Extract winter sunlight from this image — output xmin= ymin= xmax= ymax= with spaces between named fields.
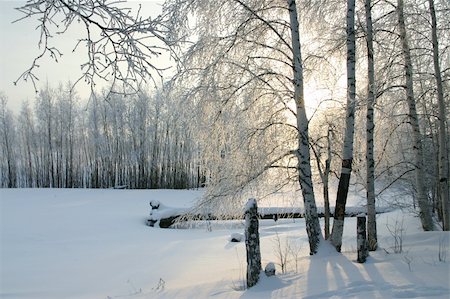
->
xmin=1 ymin=0 xmax=449 ymax=298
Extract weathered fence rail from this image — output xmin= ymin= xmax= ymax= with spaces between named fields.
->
xmin=146 ymin=202 xmax=391 ymax=228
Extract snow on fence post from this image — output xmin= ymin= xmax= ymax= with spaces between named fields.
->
xmin=357 ymin=215 xmax=369 ymax=263
xmin=245 ymin=198 xmax=261 ymax=288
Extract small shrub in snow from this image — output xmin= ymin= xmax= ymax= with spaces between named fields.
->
xmin=386 ymin=217 xmax=405 ymax=254
xmin=273 ymin=232 xmax=289 ymax=274
xmin=230 ymin=233 xmax=244 ymax=243
xmin=288 ymin=239 xmax=302 ymax=273
xmin=152 ymin=278 xmax=165 ymax=292
xmin=126 ymin=279 xmax=142 ymax=295
xmin=272 ymin=232 xmax=302 ymax=273
xmin=264 ymin=262 xmax=276 ymax=277
xmin=231 ymin=248 xmax=246 ymax=291
xmin=403 ymin=253 xmax=413 ymax=272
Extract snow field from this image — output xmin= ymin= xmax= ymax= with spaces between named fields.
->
xmin=1 ymin=188 xmax=449 ymax=298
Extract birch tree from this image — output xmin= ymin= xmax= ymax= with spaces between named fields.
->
xmin=35 ymin=86 xmax=55 ymax=187
xmin=164 ymin=0 xmax=322 ymax=253
xmin=288 ymin=0 xmax=321 ymax=254
xmin=357 ymin=0 xmax=448 ymax=230
xmin=330 ymin=0 xmax=357 ymax=252
xmin=0 ymin=94 xmax=17 ymax=188
xmin=17 ymin=102 xmax=36 ymax=187
xmin=311 ymin=120 xmax=335 ymax=240
xmin=428 ymin=0 xmax=449 ymax=231
xmin=365 ymin=0 xmax=377 ymax=250
xmin=397 ymin=0 xmax=434 ymax=231
xmin=3 ymin=80 xmax=203 ymax=189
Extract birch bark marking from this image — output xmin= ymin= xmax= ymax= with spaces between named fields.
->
xmin=397 ymin=0 xmax=434 ymax=231
xmin=287 ymin=0 xmax=321 ymax=254
xmin=365 ymin=0 xmax=377 ymax=250
xmin=245 ymin=198 xmax=261 ymax=288
xmin=330 ymin=0 xmax=357 ymax=252
xmin=428 ymin=0 xmax=449 ymax=231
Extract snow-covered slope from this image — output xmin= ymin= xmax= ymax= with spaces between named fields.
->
xmin=1 ymin=188 xmax=449 ymax=298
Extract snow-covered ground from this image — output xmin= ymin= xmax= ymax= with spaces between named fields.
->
xmin=1 ymin=188 xmax=449 ymax=298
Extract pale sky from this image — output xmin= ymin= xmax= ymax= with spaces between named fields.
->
xmin=0 ymin=0 xmax=341 ymax=116
xmin=0 ymin=0 xmax=165 ymax=113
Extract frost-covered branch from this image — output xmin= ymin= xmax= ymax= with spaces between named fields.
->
xmin=14 ymin=0 xmax=173 ymax=94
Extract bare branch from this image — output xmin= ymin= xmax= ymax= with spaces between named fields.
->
xmin=14 ymin=0 xmax=172 ymax=94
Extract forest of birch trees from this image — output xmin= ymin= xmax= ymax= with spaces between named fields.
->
xmin=0 ymin=0 xmax=449 ymax=242
xmin=0 ymin=85 xmax=205 ymax=189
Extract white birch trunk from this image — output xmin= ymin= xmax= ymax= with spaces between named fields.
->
xmin=288 ymin=0 xmax=321 ymax=254
xmin=330 ymin=0 xmax=356 ymax=252
xmin=324 ymin=125 xmax=332 ymax=240
xmin=365 ymin=0 xmax=377 ymax=250
xmin=428 ymin=0 xmax=449 ymax=231
xmin=397 ymin=0 xmax=435 ymax=231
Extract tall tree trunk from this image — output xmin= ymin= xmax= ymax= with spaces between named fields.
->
xmin=47 ymin=99 xmax=54 ymax=188
xmin=330 ymin=0 xmax=357 ymax=252
xmin=365 ymin=0 xmax=377 ymax=250
xmin=324 ymin=125 xmax=332 ymax=240
xmin=288 ymin=0 xmax=321 ymax=254
xmin=151 ymin=111 xmax=160 ymax=189
xmin=3 ymin=126 xmax=15 ymax=188
xmin=397 ymin=0 xmax=434 ymax=231
xmin=428 ymin=0 xmax=449 ymax=231
xmin=26 ymin=134 xmax=33 ymax=187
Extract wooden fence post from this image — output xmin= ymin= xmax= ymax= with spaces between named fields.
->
xmin=245 ymin=198 xmax=261 ymax=288
xmin=357 ymin=215 xmax=369 ymax=263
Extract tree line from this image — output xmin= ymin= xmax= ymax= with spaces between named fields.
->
xmin=0 ymin=85 xmax=205 ymax=189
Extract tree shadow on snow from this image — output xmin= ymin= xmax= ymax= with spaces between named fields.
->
xmin=303 ymin=242 xmax=389 ymax=298
xmin=239 ymin=273 xmax=299 ymax=298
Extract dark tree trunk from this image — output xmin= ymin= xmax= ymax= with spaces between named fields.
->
xmin=331 ymin=160 xmax=352 ymax=252
xmin=357 ymin=216 xmax=369 ymax=263
xmin=245 ymin=198 xmax=261 ymax=288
